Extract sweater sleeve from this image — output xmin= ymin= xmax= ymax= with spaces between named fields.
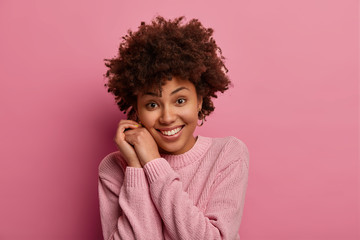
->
xmin=98 ymin=153 xmax=164 ymax=240
xmin=143 ymin=140 xmax=249 ymax=240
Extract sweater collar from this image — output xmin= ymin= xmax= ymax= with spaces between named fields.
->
xmin=160 ymin=135 xmax=212 ymax=169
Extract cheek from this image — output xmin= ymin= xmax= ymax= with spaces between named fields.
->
xmin=180 ymin=107 xmax=199 ymax=123
xmin=139 ymin=111 xmax=157 ymax=127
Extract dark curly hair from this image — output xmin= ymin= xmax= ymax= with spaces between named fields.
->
xmin=104 ymin=15 xmax=231 ymax=122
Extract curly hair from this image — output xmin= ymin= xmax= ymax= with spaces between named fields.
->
xmin=104 ymin=15 xmax=231 ymax=122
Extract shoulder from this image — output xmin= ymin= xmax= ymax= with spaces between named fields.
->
xmin=98 ymin=151 xmax=127 ymax=183
xmin=211 ymin=136 xmax=249 ymax=154
xmin=209 ymin=136 xmax=250 ymax=170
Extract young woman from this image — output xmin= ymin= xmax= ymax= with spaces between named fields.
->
xmin=98 ymin=15 xmax=249 ymax=240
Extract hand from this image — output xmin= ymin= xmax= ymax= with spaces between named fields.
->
xmin=123 ymin=122 xmax=161 ymax=166
xmin=114 ymin=120 xmax=142 ymax=168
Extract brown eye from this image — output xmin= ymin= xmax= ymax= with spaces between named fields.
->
xmin=146 ymin=102 xmax=158 ymax=109
xmin=176 ymin=98 xmax=186 ymax=105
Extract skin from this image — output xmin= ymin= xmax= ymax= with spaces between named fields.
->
xmin=114 ymin=77 xmax=203 ymax=168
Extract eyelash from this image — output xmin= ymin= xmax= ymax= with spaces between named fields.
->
xmin=145 ymin=98 xmax=186 ymax=109
xmin=176 ymin=98 xmax=186 ymax=105
xmin=146 ymin=102 xmax=158 ymax=109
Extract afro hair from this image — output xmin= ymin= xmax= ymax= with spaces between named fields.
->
xmin=104 ymin=15 xmax=231 ymax=122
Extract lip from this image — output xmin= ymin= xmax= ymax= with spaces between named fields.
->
xmin=156 ymin=125 xmax=185 ymax=141
xmin=156 ymin=125 xmax=185 ymax=132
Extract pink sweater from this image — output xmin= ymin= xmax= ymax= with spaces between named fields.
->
xmin=98 ymin=135 xmax=249 ymax=240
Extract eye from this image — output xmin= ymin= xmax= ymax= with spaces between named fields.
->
xmin=176 ymin=98 xmax=186 ymax=105
xmin=146 ymin=102 xmax=158 ymax=109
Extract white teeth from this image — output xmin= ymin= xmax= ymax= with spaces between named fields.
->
xmin=161 ymin=127 xmax=182 ymax=136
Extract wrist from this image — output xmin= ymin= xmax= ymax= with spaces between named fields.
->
xmin=127 ymin=162 xmax=142 ymax=168
xmin=140 ymin=154 xmax=161 ymax=167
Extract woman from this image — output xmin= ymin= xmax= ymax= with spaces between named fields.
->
xmin=98 ymin=15 xmax=249 ymax=240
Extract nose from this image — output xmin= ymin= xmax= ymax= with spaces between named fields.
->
xmin=159 ymin=105 xmax=176 ymax=125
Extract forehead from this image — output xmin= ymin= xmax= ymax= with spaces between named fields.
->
xmin=140 ymin=77 xmax=196 ymax=97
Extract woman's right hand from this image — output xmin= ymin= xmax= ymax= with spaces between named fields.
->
xmin=114 ymin=120 xmax=142 ymax=168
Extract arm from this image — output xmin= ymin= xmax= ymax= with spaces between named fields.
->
xmin=143 ymin=141 xmax=249 ymax=240
xmin=98 ymin=155 xmax=164 ymax=240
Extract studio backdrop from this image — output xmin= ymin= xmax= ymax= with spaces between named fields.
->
xmin=0 ymin=0 xmax=358 ymax=239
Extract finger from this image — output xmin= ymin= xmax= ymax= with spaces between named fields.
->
xmin=123 ymin=128 xmax=139 ymax=142
xmin=114 ymin=125 xmax=138 ymax=144
xmin=117 ymin=122 xmax=141 ymax=134
xmin=118 ymin=119 xmax=142 ymax=127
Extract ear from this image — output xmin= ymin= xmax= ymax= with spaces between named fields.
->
xmin=197 ymin=95 xmax=203 ymax=111
xmin=133 ymin=103 xmax=138 ymax=113
xmin=131 ymin=103 xmax=139 ymax=121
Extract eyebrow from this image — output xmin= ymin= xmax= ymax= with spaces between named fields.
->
xmin=144 ymin=87 xmax=189 ymax=97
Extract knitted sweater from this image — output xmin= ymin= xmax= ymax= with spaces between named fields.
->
xmin=98 ymin=135 xmax=249 ymax=240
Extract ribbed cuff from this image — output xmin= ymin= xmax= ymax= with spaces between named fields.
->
xmin=124 ymin=167 xmax=148 ymax=188
xmin=143 ymin=158 xmax=173 ymax=184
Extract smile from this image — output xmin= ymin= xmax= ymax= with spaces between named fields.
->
xmin=157 ymin=125 xmax=185 ymax=136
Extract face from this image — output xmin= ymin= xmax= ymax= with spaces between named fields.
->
xmin=136 ymin=77 xmax=203 ymax=155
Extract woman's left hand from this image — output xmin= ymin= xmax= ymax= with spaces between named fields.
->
xmin=124 ymin=126 xmax=161 ymax=166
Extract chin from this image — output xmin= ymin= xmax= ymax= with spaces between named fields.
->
xmin=157 ymin=141 xmax=184 ymax=155
xmin=158 ymin=144 xmax=179 ymax=154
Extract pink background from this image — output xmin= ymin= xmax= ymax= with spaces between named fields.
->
xmin=0 ymin=0 xmax=358 ymax=239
